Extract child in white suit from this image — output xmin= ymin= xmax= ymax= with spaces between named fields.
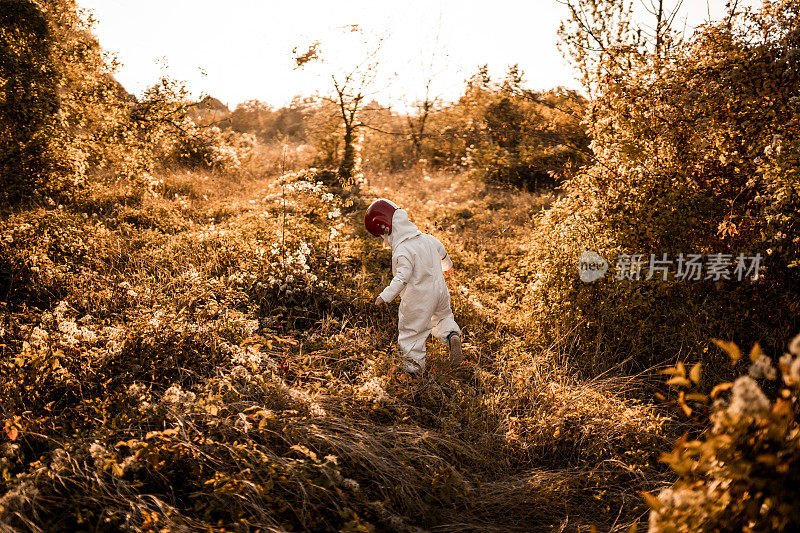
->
xmin=365 ymin=199 xmax=462 ymax=375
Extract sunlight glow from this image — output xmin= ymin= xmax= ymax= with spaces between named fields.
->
xmin=78 ymin=0 xmax=759 ymax=108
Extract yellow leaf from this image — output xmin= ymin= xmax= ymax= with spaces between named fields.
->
xmin=205 ymin=404 xmax=219 ymax=416
xmin=711 ymin=382 xmax=733 ymax=398
xmin=666 ymin=376 xmax=691 ymax=387
xmin=756 ymin=454 xmax=778 ymax=466
xmin=676 ymin=361 xmax=686 ymax=378
xmin=773 ymin=398 xmax=793 ymax=418
xmin=678 ymin=391 xmax=693 ymax=417
xmin=640 ymin=491 xmax=663 ymax=511
xmin=712 ymin=339 xmax=741 ymax=363
xmin=289 ymin=444 xmax=318 ymax=461
xmin=749 ymin=342 xmax=764 ymax=362
xmin=690 ymin=363 xmax=702 ymax=385
xmin=685 ymin=393 xmax=709 ymax=402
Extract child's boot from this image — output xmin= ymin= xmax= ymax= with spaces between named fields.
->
xmin=447 ymin=331 xmax=463 ymax=366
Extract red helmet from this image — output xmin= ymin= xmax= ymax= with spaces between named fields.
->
xmin=365 ymin=199 xmax=398 ymax=236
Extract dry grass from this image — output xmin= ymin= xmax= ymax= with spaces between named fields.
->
xmin=0 ymin=166 xmax=675 ymax=532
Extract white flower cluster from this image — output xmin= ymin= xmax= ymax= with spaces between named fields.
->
xmin=749 ymin=353 xmax=778 ymax=380
xmin=226 ymin=271 xmax=257 ymax=287
xmin=161 ymin=384 xmax=196 ymax=406
xmin=242 ymin=319 xmax=259 ymax=337
xmin=649 ymin=486 xmax=705 ymax=530
xmin=103 ymin=326 xmax=126 ymax=356
xmin=127 ymin=382 xmax=148 ymax=401
xmin=192 ymin=126 xmax=256 ymax=172
xmin=24 ymin=302 xmax=130 ymax=363
xmin=58 ymin=319 xmax=96 ymax=346
xmin=181 ymin=268 xmax=202 ymax=284
xmin=727 ymin=376 xmax=770 ymax=418
xmin=173 ymin=194 xmax=190 ymax=211
xmin=285 ymin=180 xmax=329 ymax=198
xmin=780 ymin=353 xmax=800 ymax=387
xmin=145 ymin=174 xmax=164 ymax=189
xmin=469 ymin=294 xmax=484 ymax=310
xmin=0 ymin=480 xmax=39 ymax=514
xmin=268 ymin=169 xmax=337 ymax=204
xmin=222 ymin=342 xmax=279 ymax=374
xmin=779 ymin=334 xmax=800 ymax=386
xmin=280 ymin=380 xmax=327 ymax=417
xmin=260 ymin=240 xmax=329 ymax=296
xmin=0 ymin=443 xmax=19 ymax=462
xmin=357 ymin=377 xmax=389 ymax=402
xmin=29 ymin=326 xmax=49 ymax=349
xmin=87 ymin=442 xmax=138 ymax=475
xmin=88 ymin=442 xmax=110 ymax=469
xmin=230 ymin=365 xmax=252 ymax=384
xmin=148 ymin=311 xmax=162 ymax=328
xmin=49 ymin=448 xmax=70 ymax=473
xmin=118 ymin=281 xmax=139 ymax=298
xmin=714 ymin=340 xmax=800 ymax=421
xmin=42 ymin=301 xmax=98 ymax=348
xmin=125 ymin=383 xmax=152 ymax=412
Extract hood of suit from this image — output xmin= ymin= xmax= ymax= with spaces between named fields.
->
xmin=386 ymin=209 xmax=421 ymax=248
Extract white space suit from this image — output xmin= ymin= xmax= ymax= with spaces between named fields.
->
xmin=378 ymin=209 xmax=460 ymax=373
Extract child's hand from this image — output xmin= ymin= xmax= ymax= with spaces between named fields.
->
xmin=443 ymin=267 xmax=454 ymax=278
xmin=374 ymin=296 xmax=386 ymax=307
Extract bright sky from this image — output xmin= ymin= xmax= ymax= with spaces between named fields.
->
xmin=77 ymin=0 xmax=760 ymax=110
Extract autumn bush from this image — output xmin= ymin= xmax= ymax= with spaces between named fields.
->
xmin=520 ymin=0 xmax=800 ymax=376
xmin=423 ymin=66 xmax=590 ymax=190
xmin=0 ymin=0 xmax=262 ymax=210
xmin=0 ymin=0 xmax=116 ymax=203
xmin=355 ymin=66 xmax=591 ymax=191
xmin=649 ymin=334 xmax=800 ymax=532
xmin=0 ymin=167 xmax=372 ymax=531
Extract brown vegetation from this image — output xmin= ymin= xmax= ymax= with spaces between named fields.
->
xmin=2 ymin=0 xmax=800 ymax=531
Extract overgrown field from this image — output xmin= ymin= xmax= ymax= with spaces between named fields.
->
xmin=4 ymin=0 xmax=800 ymax=530
xmin=1 ymin=169 xmax=677 ymax=532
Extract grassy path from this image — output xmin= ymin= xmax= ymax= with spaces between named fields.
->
xmin=0 ymin=169 xmax=673 ymax=532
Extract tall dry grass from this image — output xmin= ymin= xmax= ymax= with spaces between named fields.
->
xmin=0 ymin=166 xmax=675 ymax=532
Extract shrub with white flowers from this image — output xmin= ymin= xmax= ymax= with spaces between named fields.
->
xmin=649 ymin=334 xmax=800 ymax=532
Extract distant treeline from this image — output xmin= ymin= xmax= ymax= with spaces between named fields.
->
xmin=189 ymin=68 xmax=591 ymax=191
xmin=1 ymin=0 xmax=590 ymax=203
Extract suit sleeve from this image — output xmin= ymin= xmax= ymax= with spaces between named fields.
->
xmin=433 ymin=237 xmax=454 ymax=271
xmin=379 ymin=253 xmax=413 ymax=303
